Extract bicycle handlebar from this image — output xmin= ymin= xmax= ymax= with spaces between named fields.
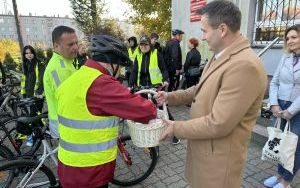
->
xmin=18 ymin=96 xmax=44 ymax=107
xmin=135 ymin=89 xmax=168 ymax=119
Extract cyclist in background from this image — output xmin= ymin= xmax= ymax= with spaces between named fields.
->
xmin=21 ymin=45 xmax=45 ymax=146
xmin=129 ymin=35 xmax=169 ymax=88
xmin=56 ymin=35 xmax=157 ymax=188
xmin=125 ymin=36 xmax=139 ymax=82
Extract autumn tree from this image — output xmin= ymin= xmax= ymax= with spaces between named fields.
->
xmin=0 ymin=39 xmax=20 ymax=62
xmin=46 ymin=48 xmax=53 ymax=64
xmin=94 ymin=19 xmax=126 ymax=41
xmin=70 ymin=0 xmax=106 ymax=36
xmin=35 ymin=48 xmax=46 ymax=62
xmin=3 ymin=52 xmax=17 ymax=71
xmin=124 ymin=0 xmax=171 ymax=40
xmin=70 ymin=0 xmax=128 ymax=40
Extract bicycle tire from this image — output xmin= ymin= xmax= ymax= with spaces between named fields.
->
xmin=0 ymin=145 xmax=14 ymax=188
xmin=112 ymin=135 xmax=158 ymax=186
xmin=0 ymin=117 xmax=43 ymax=157
xmin=0 ymin=159 xmax=57 ymax=188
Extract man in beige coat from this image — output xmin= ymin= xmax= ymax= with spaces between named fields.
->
xmin=156 ymin=1 xmax=267 ymax=188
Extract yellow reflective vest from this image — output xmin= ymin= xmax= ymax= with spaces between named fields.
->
xmin=128 ymin=47 xmax=139 ymax=62
xmin=21 ymin=63 xmax=42 ymax=95
xmin=43 ymin=52 xmax=77 ymax=137
xmin=56 ymin=65 xmax=119 ymax=167
xmin=136 ymin=49 xmax=163 ymax=86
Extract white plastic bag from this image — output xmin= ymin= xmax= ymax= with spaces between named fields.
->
xmin=262 ymin=118 xmax=298 ymax=174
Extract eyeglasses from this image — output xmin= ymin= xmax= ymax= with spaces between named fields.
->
xmin=140 ymin=43 xmax=149 ymax=46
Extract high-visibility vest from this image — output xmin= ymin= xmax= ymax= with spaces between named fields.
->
xmin=43 ymin=52 xmax=77 ymax=135
xmin=128 ymin=48 xmax=139 ymax=61
xmin=21 ymin=62 xmax=42 ymax=95
xmin=56 ymin=65 xmax=119 ymax=167
xmin=137 ymin=49 xmax=163 ymax=86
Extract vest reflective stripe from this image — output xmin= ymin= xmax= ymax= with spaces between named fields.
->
xmin=60 ymin=138 xmax=117 ymax=153
xmin=60 ymin=60 xmax=65 ymax=68
xmin=51 ymin=70 xmax=61 ymax=87
xmin=58 ymin=115 xmax=119 ymax=130
xmin=137 ymin=49 xmax=163 ymax=86
xmin=49 ymin=119 xmax=58 ymax=127
xmin=57 ymin=66 xmax=119 ymax=167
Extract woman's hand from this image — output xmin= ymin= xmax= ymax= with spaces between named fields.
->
xmin=271 ymin=105 xmax=282 ymax=117
xmin=280 ymin=110 xmax=293 ymax=120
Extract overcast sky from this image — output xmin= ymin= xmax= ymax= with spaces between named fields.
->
xmin=0 ymin=0 xmax=131 ymax=20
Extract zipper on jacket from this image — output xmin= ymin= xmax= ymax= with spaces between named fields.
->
xmin=210 ymin=140 xmax=214 ymax=153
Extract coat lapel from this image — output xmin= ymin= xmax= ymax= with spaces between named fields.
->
xmin=194 ymin=35 xmax=251 ymax=95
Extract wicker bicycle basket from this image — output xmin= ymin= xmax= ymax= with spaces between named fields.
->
xmin=126 ymin=89 xmax=168 ymax=147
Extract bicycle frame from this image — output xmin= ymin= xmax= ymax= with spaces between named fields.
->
xmin=16 ymin=140 xmax=58 ymax=188
xmin=13 ymin=119 xmax=134 ymax=187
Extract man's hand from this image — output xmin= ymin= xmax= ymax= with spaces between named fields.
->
xmin=162 ymin=81 xmax=169 ymax=87
xmin=159 ymin=119 xmax=175 ymax=141
xmin=175 ymin=70 xmax=181 ymax=75
xmin=154 ymin=91 xmax=168 ymax=106
xmin=280 ymin=110 xmax=293 ymax=120
xmin=271 ymin=105 xmax=282 ymax=117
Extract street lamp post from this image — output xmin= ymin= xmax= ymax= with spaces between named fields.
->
xmin=12 ymin=0 xmax=24 ymax=55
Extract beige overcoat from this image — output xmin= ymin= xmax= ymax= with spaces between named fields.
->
xmin=168 ymin=35 xmax=267 ymax=188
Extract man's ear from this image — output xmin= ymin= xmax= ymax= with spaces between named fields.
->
xmin=53 ymin=42 xmax=59 ymax=51
xmin=219 ymin=23 xmax=228 ymax=38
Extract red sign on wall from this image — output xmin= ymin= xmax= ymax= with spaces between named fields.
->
xmin=190 ymin=0 xmax=207 ymax=22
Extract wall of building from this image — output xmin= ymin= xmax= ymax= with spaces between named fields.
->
xmin=171 ymin=0 xmax=283 ymax=75
xmin=0 ymin=14 xmax=84 ymax=48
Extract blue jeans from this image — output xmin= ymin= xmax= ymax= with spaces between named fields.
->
xmin=275 ymin=99 xmax=300 ymax=182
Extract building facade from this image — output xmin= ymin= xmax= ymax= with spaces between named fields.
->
xmin=172 ymin=0 xmax=300 ymax=76
xmin=0 ymin=14 xmax=84 ymax=48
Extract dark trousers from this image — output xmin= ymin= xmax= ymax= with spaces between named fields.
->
xmin=186 ymin=75 xmax=199 ymax=88
xmin=168 ymin=71 xmax=180 ymax=92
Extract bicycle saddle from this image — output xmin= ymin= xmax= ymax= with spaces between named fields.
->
xmin=17 ymin=114 xmax=48 ymax=125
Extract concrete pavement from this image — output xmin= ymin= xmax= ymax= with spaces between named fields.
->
xmin=110 ymin=105 xmax=300 ymax=188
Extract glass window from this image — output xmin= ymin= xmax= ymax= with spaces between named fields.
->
xmin=253 ymin=0 xmax=300 ymax=44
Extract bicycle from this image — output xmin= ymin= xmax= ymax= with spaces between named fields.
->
xmin=0 ymin=113 xmax=58 ymax=188
xmin=0 ymin=97 xmax=48 ymax=157
xmin=0 ymin=113 xmax=159 ymax=187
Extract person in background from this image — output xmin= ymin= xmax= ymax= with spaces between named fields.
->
xmin=184 ymin=38 xmax=201 ymax=88
xmin=56 ymin=35 xmax=157 ymax=188
xmin=156 ymin=1 xmax=267 ymax=187
xmin=150 ymin=32 xmax=163 ymax=53
xmin=21 ymin=45 xmax=45 ymax=146
xmin=77 ymin=43 xmax=88 ymax=69
xmin=164 ymin=29 xmax=184 ymax=92
xmin=43 ymin=25 xmax=78 ymax=138
xmin=164 ymin=30 xmax=184 ymax=144
xmin=21 ymin=45 xmax=45 ymax=99
xmin=126 ymin=36 xmax=139 ymax=82
xmin=264 ymin=24 xmax=300 ymax=188
xmin=129 ymin=35 xmax=169 ymax=89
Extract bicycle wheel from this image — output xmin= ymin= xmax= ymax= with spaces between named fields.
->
xmin=112 ymin=135 xmax=158 ymax=186
xmin=0 ymin=145 xmax=14 ymax=187
xmin=0 ymin=117 xmax=43 ymax=157
xmin=0 ymin=118 xmax=25 ymax=155
xmin=0 ymin=159 xmax=57 ymax=188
